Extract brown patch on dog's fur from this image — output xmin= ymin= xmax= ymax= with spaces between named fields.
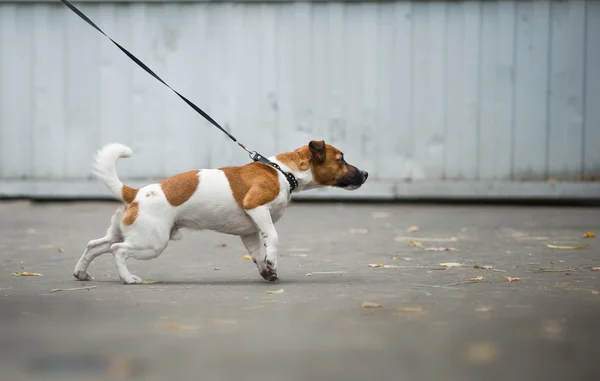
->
xmin=221 ymin=163 xmax=280 ymax=210
xmin=275 ymin=149 xmax=311 ymax=172
xmin=145 ymin=191 xmax=157 ymax=198
xmin=122 ymin=202 xmax=139 ymax=226
xmin=122 ymin=186 xmax=138 ymax=204
xmin=159 ymin=170 xmax=200 ymax=207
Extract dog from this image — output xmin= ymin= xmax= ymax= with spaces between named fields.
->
xmin=73 ymin=140 xmax=368 ymax=284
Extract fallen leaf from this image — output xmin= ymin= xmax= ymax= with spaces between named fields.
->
xmin=350 ymin=228 xmax=368 ymax=235
xmin=547 ymin=178 xmax=558 ymax=184
xmin=465 ymin=342 xmax=499 ymax=365
xmin=425 ymin=247 xmax=457 ymax=252
xmin=214 ymin=267 xmax=221 ymax=271
xmin=213 ymin=319 xmax=238 ymax=325
xmin=306 ymin=271 xmax=347 ymax=275
xmin=406 ymin=225 xmax=419 ymax=233
xmin=361 ymin=301 xmax=382 ymax=309
xmin=396 ymin=306 xmax=425 ymax=314
xmin=473 ymin=265 xmax=492 ymax=270
xmin=546 ymin=244 xmax=589 ymax=250
xmin=50 ymin=286 xmax=95 ymax=293
xmin=216 ymin=243 xmax=227 ymax=248
xmin=592 ymin=290 xmax=600 ymax=295
xmin=504 ymin=276 xmax=520 ymax=282
xmin=142 ymin=280 xmax=159 ymax=284
xmin=368 ymin=264 xmax=402 ymax=269
xmin=166 ymin=322 xmax=180 ymax=331
xmin=371 ymin=212 xmax=391 ymax=219
xmin=265 ymin=288 xmax=284 ymax=294
xmin=289 ymin=253 xmax=308 ymax=258
xmin=12 ymin=272 xmax=42 ymax=276
xmin=591 ymin=267 xmax=600 ymax=271
xmin=475 ymin=306 xmax=492 ymax=313
xmin=396 ymin=236 xmax=458 ymax=243
xmin=469 ymin=276 xmax=484 ymax=281
xmin=582 ymin=232 xmax=596 ymax=238
xmin=57 ymin=248 xmax=65 ymax=253
xmin=440 ymin=262 xmax=463 ymax=268
xmin=391 ymin=257 xmax=411 ymax=261
xmin=241 ymin=255 xmax=252 ymax=261
xmin=407 ymin=240 xmax=425 ymax=248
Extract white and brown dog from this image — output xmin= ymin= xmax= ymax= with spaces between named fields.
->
xmin=73 ymin=140 xmax=368 ymax=284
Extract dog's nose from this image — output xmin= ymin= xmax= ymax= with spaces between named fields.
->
xmin=361 ymin=170 xmax=369 ymax=181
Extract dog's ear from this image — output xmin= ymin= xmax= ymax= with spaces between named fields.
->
xmin=308 ymin=140 xmax=326 ymax=164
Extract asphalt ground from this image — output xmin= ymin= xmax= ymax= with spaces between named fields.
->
xmin=0 ymin=200 xmax=599 ymax=381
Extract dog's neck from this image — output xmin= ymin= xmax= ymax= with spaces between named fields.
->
xmin=271 ymin=147 xmax=321 ymax=193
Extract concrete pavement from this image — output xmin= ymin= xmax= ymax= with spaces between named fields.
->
xmin=0 ymin=200 xmax=599 ymax=381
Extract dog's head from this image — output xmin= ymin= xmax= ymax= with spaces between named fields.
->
xmin=305 ymin=140 xmax=368 ymax=190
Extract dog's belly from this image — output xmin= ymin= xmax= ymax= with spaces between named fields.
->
xmin=172 ymin=169 xmax=260 ymax=236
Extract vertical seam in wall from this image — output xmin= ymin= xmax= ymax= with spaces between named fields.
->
xmin=475 ymin=2 xmax=482 ymax=181
xmin=442 ymin=3 xmax=449 ymax=181
xmin=581 ymin=0 xmax=588 ymax=180
xmin=544 ymin=1 xmax=553 ymax=180
xmin=408 ymin=0 xmax=414 ymax=181
xmin=510 ymin=1 xmax=517 ymax=181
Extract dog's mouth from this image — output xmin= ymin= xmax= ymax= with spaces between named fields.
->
xmin=336 ymin=169 xmax=368 ymax=191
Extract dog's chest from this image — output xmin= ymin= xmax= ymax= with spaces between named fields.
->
xmin=267 ymin=188 xmax=291 ymax=223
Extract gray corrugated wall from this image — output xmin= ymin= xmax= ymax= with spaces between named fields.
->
xmin=0 ymin=0 xmax=599 ymax=199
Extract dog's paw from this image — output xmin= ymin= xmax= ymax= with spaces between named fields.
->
xmin=73 ymin=269 xmax=92 ymax=281
xmin=121 ymin=274 xmax=143 ymax=285
xmin=259 ymin=260 xmax=279 ymax=282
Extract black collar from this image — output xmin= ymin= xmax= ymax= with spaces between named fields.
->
xmin=250 ymin=152 xmax=299 ymax=193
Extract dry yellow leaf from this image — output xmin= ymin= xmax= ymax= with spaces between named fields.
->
xmin=504 ymin=276 xmax=520 ymax=282
xmin=241 ymin=255 xmax=252 ymax=261
xmin=397 ymin=306 xmax=425 ymax=314
xmin=425 ymin=247 xmax=456 ymax=252
xmin=582 ymin=232 xmax=596 ymax=238
xmin=592 ymin=290 xmax=600 ymax=295
xmin=57 ymin=248 xmax=65 ymax=253
xmin=12 ymin=272 xmax=42 ymax=276
xmin=592 ymin=267 xmax=600 ymax=271
xmin=470 ymin=276 xmax=484 ymax=281
xmin=371 ymin=212 xmax=391 ymax=219
xmin=407 ymin=225 xmax=419 ymax=233
xmin=407 ymin=240 xmax=425 ymax=248
xmin=216 ymin=243 xmax=227 ymax=248
xmin=166 ymin=322 xmax=180 ymax=330
xmin=440 ymin=262 xmax=463 ymax=268
xmin=465 ymin=342 xmax=498 ymax=365
xmin=368 ymin=264 xmax=403 ymax=269
xmin=473 ymin=265 xmax=492 ymax=270
xmin=142 ymin=280 xmax=159 ymax=284
xmin=391 ymin=257 xmax=411 ymax=261
xmin=361 ymin=301 xmax=382 ymax=308
xmin=265 ymin=289 xmax=284 ymax=294
xmin=546 ymin=244 xmax=589 ymax=250
xmin=547 ymin=178 xmax=558 ymax=184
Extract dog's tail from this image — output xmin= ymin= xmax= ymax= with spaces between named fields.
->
xmin=93 ymin=143 xmax=136 ymax=203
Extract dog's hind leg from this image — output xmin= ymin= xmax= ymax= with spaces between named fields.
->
xmin=73 ymin=208 xmax=123 ymax=281
xmin=110 ymin=226 xmax=170 ymax=284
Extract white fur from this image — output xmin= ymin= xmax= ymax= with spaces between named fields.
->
xmin=92 ymin=143 xmax=133 ymax=201
xmin=73 ymin=143 xmax=359 ymax=284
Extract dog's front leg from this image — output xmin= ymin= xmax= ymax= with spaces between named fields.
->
xmin=245 ymin=206 xmax=279 ymax=282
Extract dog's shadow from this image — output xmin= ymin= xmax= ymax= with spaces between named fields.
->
xmin=89 ymin=274 xmax=375 ymax=286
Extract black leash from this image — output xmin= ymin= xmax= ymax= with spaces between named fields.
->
xmin=60 ymin=0 xmax=298 ymax=193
